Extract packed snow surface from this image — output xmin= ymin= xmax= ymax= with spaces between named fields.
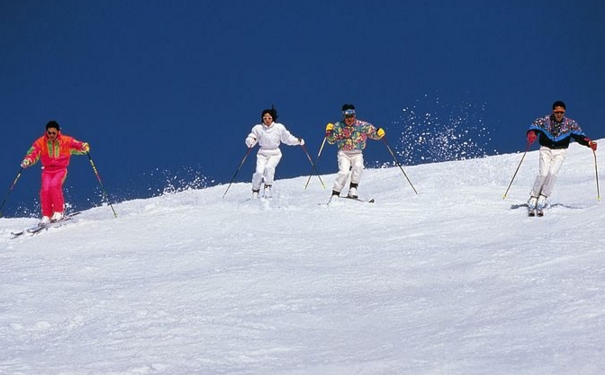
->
xmin=1 ymin=142 xmax=604 ymax=375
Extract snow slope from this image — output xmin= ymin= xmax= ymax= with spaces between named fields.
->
xmin=1 ymin=141 xmax=604 ymax=375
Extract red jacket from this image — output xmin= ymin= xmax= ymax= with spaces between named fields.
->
xmin=23 ymin=131 xmax=88 ymax=171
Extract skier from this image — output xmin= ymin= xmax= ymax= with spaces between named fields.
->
xmin=526 ymin=100 xmax=597 ymax=214
xmin=245 ymin=107 xmax=304 ymax=198
xmin=325 ymin=104 xmax=385 ymax=202
xmin=20 ymin=120 xmax=90 ymax=224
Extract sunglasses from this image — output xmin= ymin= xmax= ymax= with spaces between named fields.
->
xmin=553 ymin=111 xmax=565 ymax=114
xmin=47 ymin=131 xmax=57 ymax=135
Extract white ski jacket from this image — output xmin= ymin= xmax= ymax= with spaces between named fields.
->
xmin=246 ymin=122 xmax=300 ymax=150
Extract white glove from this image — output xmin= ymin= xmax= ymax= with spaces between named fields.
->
xmin=245 ymin=137 xmax=257 ymax=148
xmin=20 ymin=159 xmax=31 ymax=168
xmin=299 ymin=138 xmax=305 ymax=146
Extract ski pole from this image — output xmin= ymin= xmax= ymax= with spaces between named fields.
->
xmin=222 ymin=147 xmax=253 ymax=198
xmin=87 ymin=152 xmax=117 ymax=218
xmin=300 ymin=143 xmax=326 ymax=189
xmin=382 ymin=138 xmax=418 ymax=194
xmin=0 ymin=167 xmax=23 ymax=217
xmin=502 ymin=141 xmax=531 ymax=199
xmin=593 ymin=149 xmax=600 ymax=200
xmin=304 ymin=136 xmax=327 ymax=189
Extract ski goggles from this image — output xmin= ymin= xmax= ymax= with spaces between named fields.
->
xmin=343 ymin=109 xmax=356 ymax=117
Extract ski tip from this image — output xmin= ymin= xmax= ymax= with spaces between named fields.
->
xmin=11 ymin=230 xmax=25 ymax=237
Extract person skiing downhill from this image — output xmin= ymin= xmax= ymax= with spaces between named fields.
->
xmin=245 ymin=107 xmax=304 ymax=198
xmin=20 ymin=120 xmax=90 ymax=225
xmin=526 ymin=100 xmax=597 ymax=215
xmin=325 ymin=104 xmax=385 ymax=202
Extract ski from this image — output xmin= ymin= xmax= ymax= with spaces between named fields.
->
xmin=323 ymin=196 xmax=375 ymax=205
xmin=343 ymin=196 xmax=375 ymax=203
xmin=30 ymin=214 xmax=79 ymax=234
xmin=27 ymin=225 xmax=47 ymax=234
xmin=11 ymin=212 xmax=81 ymax=238
xmin=10 ymin=229 xmax=27 ymax=238
xmin=526 ymin=206 xmax=544 ymax=217
xmin=11 ymin=223 xmax=44 ymax=237
xmin=510 ymin=203 xmax=546 ymax=217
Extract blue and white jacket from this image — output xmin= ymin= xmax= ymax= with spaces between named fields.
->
xmin=527 ymin=114 xmax=590 ymax=149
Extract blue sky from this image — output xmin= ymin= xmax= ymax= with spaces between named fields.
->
xmin=1 ymin=0 xmax=604 ymax=216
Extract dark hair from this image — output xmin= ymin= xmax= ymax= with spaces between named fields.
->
xmin=341 ymin=103 xmax=355 ymax=112
xmin=552 ymin=101 xmax=566 ymax=110
xmin=46 ymin=120 xmax=60 ymax=131
xmin=261 ymin=106 xmax=278 ymax=122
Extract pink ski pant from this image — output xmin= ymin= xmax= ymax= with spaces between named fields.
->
xmin=40 ymin=168 xmax=67 ymax=217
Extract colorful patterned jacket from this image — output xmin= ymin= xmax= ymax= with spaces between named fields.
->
xmin=326 ymin=119 xmax=381 ymax=151
xmin=23 ymin=131 xmax=88 ymax=171
xmin=528 ymin=114 xmax=590 ymax=149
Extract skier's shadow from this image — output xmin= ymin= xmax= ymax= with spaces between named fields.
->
xmin=509 ymin=203 xmax=584 ymax=210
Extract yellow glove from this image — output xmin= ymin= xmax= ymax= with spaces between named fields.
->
xmin=325 ymin=123 xmax=334 ymax=132
xmin=82 ymin=142 xmax=90 ymax=152
xmin=20 ymin=159 xmax=31 ymax=168
xmin=377 ymin=128 xmax=385 ymax=138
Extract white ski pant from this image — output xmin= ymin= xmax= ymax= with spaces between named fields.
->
xmin=252 ymin=148 xmax=282 ymax=190
xmin=332 ymin=150 xmax=364 ymax=193
xmin=530 ymin=146 xmax=567 ymax=198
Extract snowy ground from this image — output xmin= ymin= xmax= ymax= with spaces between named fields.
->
xmin=1 ymin=141 xmax=604 ymax=375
